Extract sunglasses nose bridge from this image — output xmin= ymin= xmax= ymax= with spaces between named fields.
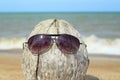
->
xmin=51 ymin=36 xmax=59 ymax=50
xmin=51 ymin=36 xmax=58 ymax=42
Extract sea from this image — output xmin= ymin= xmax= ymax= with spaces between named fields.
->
xmin=0 ymin=12 xmax=120 ymax=55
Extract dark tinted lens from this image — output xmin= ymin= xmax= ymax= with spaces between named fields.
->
xmin=28 ymin=34 xmax=52 ymax=54
xmin=56 ymin=34 xmax=80 ymax=54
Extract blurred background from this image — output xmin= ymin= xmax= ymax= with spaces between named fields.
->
xmin=0 ymin=0 xmax=120 ymax=55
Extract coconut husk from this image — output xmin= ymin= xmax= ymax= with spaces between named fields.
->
xmin=22 ymin=19 xmax=89 ymax=80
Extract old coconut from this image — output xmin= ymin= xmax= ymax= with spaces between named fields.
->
xmin=22 ymin=19 xmax=89 ymax=80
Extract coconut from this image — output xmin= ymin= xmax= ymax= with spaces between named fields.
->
xmin=22 ymin=19 xmax=89 ymax=80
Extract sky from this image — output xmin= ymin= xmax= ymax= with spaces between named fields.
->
xmin=0 ymin=0 xmax=120 ymax=12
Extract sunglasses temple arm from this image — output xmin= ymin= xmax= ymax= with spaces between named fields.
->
xmin=23 ymin=42 xmax=27 ymax=50
xmin=23 ymin=43 xmax=25 ymax=50
xmin=80 ymin=43 xmax=87 ymax=47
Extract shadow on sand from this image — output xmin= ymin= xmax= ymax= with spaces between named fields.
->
xmin=86 ymin=75 xmax=99 ymax=80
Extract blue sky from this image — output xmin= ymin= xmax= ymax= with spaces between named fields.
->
xmin=0 ymin=0 xmax=120 ymax=12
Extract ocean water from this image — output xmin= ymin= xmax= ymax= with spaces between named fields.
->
xmin=0 ymin=12 xmax=120 ymax=55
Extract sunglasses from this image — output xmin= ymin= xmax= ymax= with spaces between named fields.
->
xmin=23 ymin=34 xmax=87 ymax=55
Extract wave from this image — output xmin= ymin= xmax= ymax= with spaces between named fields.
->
xmin=0 ymin=35 xmax=120 ymax=55
xmin=82 ymin=35 xmax=120 ymax=55
xmin=0 ymin=38 xmax=26 ymax=49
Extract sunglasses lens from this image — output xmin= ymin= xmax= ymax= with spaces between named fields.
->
xmin=28 ymin=34 xmax=52 ymax=54
xmin=56 ymin=34 xmax=80 ymax=54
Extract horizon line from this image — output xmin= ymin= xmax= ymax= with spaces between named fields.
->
xmin=0 ymin=11 xmax=120 ymax=14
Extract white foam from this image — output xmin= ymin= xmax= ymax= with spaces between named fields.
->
xmin=83 ymin=35 xmax=120 ymax=55
xmin=0 ymin=38 xmax=26 ymax=49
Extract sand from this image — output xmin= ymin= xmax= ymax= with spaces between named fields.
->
xmin=0 ymin=51 xmax=120 ymax=80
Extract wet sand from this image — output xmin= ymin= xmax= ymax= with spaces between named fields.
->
xmin=0 ymin=50 xmax=120 ymax=80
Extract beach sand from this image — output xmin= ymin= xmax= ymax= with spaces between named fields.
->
xmin=0 ymin=50 xmax=120 ymax=80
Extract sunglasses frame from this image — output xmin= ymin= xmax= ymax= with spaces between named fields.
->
xmin=23 ymin=34 xmax=87 ymax=54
